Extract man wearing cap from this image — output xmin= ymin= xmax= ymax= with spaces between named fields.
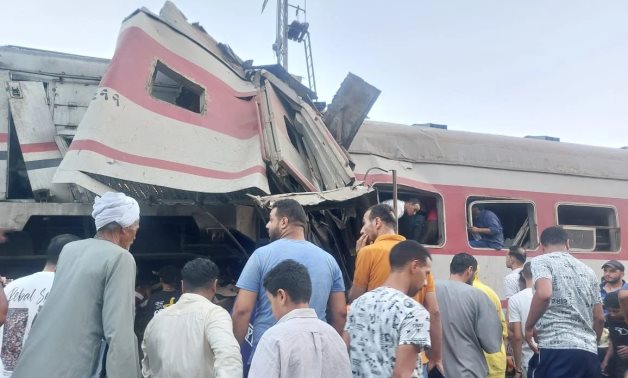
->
xmin=601 ymin=260 xmax=625 ymax=313
xmin=13 ymin=192 xmax=142 ymax=378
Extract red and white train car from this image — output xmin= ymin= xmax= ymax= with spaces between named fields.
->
xmin=350 ymin=121 xmax=628 ymax=296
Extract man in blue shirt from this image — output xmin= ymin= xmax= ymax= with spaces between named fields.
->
xmin=232 ymin=199 xmax=347 ymax=372
xmin=468 ymin=205 xmax=504 ymax=249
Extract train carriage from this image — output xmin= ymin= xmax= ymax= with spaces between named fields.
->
xmin=350 ymin=121 xmax=628 ymax=296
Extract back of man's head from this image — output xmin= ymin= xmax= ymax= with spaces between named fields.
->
xmin=158 ymin=265 xmax=180 ymax=286
xmin=450 ymin=253 xmax=478 ymax=274
xmin=46 ymin=234 xmax=81 ymax=265
xmin=368 ymin=203 xmax=397 ymax=229
xmin=181 ymin=258 xmax=219 ymax=292
xmin=540 ymin=226 xmax=568 ymax=247
xmin=508 ymin=246 xmax=527 ymax=264
xmin=272 ymin=199 xmax=307 ymax=229
xmin=389 ymin=240 xmax=431 ymax=270
xmin=263 ymin=259 xmax=312 ymax=304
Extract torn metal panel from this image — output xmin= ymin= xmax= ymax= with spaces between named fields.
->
xmin=7 ymin=81 xmax=72 ymax=201
xmin=324 ymin=73 xmax=380 ymax=149
xmin=0 ymin=71 xmax=9 ymax=199
xmin=296 ymin=104 xmax=355 ymax=189
xmin=259 ymin=70 xmax=354 ymax=188
xmin=259 ymin=81 xmax=320 ymax=191
xmin=257 ymin=71 xmax=354 ymax=192
xmin=250 ymin=185 xmax=373 ymax=208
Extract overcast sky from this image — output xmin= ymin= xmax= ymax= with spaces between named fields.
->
xmin=2 ymin=1 xmax=628 ymax=147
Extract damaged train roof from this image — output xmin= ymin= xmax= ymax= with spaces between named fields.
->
xmin=0 ymin=1 xmax=381 ymax=207
xmin=52 ymin=2 xmax=359 ymax=202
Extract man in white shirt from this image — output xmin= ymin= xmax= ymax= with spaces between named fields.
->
xmin=508 ymin=262 xmax=534 ymax=378
xmin=142 ymin=258 xmax=242 ymax=378
xmin=249 ymin=260 xmax=351 ymax=378
xmin=504 ymin=246 xmax=526 ymax=299
xmin=0 ymin=234 xmax=80 ymax=376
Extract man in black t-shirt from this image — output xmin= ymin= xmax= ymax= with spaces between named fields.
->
xmin=147 ymin=265 xmax=182 ymax=318
xmin=602 ymin=291 xmax=628 ymax=378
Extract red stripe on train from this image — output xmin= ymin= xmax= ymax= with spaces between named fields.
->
xmin=0 ymin=133 xmax=7 ymax=143
xmin=69 ymin=139 xmax=266 ymax=180
xmin=21 ymin=142 xmax=59 ymax=154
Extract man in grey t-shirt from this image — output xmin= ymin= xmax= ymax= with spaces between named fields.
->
xmin=525 ymin=226 xmax=605 ymax=378
xmin=436 ymin=253 xmax=502 ymax=378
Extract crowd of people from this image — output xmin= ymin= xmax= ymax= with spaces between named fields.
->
xmin=0 ymin=192 xmax=625 ymax=378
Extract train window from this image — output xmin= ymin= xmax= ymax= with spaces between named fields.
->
xmin=376 ymin=185 xmax=444 ymax=247
xmin=150 ymin=61 xmax=205 ymax=114
xmin=556 ymin=204 xmax=620 ymax=252
xmin=467 ymin=199 xmax=538 ymax=250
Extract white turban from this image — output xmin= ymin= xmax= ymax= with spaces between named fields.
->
xmin=92 ymin=192 xmax=140 ymax=230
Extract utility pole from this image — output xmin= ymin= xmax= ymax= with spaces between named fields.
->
xmin=262 ymin=0 xmax=317 ymax=96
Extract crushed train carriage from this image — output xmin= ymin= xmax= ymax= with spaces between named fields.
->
xmin=0 ymin=2 xmax=378 ymax=285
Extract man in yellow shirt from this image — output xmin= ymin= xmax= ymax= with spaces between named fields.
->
xmin=473 ymin=268 xmax=508 ymax=378
xmin=348 ymin=203 xmax=444 ymax=375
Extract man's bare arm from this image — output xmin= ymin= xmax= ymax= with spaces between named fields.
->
xmin=327 ymin=292 xmax=347 ymax=335
xmin=592 ymin=303 xmax=604 ymax=342
xmin=510 ymin=322 xmax=523 ymax=373
xmin=348 ymin=285 xmax=367 ymax=304
xmin=342 ymin=331 xmax=351 ymax=352
xmin=0 ymin=286 xmax=7 ymax=326
xmin=231 ymin=289 xmax=257 ymax=345
xmin=524 ymin=278 xmax=552 ymax=353
xmin=423 ymin=292 xmax=443 ymax=371
xmin=392 ymin=344 xmax=421 ymax=378
xmin=620 ymin=290 xmax=628 ymax=323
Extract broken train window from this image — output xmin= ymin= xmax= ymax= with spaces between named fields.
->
xmin=467 ymin=198 xmax=538 ymax=250
xmin=376 ymin=185 xmax=445 ymax=247
xmin=150 ymin=61 xmax=205 ymax=114
xmin=556 ymin=203 xmax=620 ymax=252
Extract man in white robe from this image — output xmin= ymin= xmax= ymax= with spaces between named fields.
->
xmin=12 ymin=192 xmax=142 ymax=378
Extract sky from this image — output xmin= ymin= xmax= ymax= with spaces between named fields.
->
xmin=1 ymin=1 xmax=628 ymax=147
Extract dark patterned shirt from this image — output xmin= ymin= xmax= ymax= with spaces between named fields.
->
xmin=345 ymin=287 xmax=430 ymax=377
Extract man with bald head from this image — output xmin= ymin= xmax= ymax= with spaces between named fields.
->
xmin=13 ymin=192 xmax=142 ymax=378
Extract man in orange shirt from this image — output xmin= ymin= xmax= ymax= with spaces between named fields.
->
xmin=348 ymin=203 xmax=444 ymax=375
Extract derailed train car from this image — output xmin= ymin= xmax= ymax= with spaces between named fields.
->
xmin=0 ymin=3 xmax=376 ymax=288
